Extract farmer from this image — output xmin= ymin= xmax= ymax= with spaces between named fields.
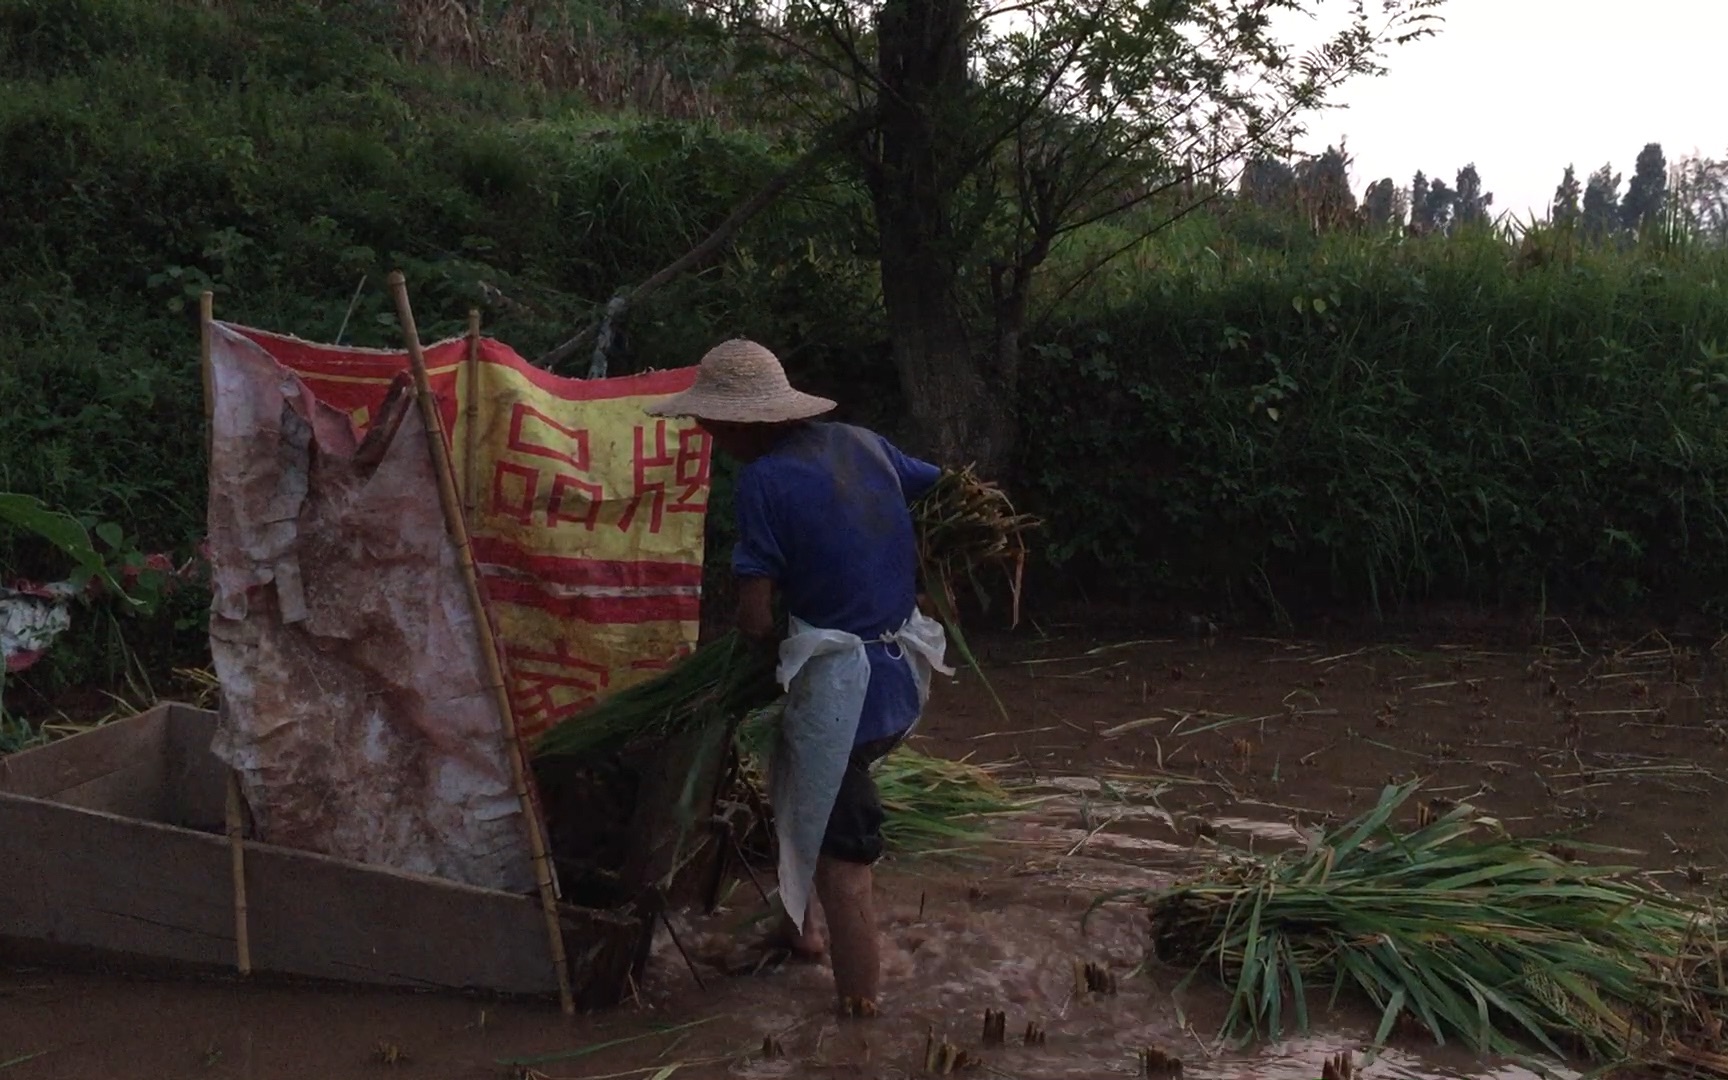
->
xmin=646 ymin=339 xmax=952 ymax=1016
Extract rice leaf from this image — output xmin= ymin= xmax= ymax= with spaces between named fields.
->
xmin=497 ymin=1017 xmax=720 ymax=1067
xmin=1372 ymin=987 xmax=1407 ymax=1048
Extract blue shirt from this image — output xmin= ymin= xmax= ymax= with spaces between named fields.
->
xmin=731 ymin=422 xmax=942 ymax=745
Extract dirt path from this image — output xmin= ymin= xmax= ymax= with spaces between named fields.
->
xmin=8 ymin=628 xmax=1718 ymax=1079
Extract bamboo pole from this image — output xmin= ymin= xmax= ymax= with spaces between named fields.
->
xmin=202 ymin=290 xmax=253 ymax=977
xmin=225 ymin=773 xmax=253 ymax=975
xmin=200 ymin=291 xmax=215 ymax=461
xmin=386 ymin=272 xmax=576 ymax=1017
xmin=462 ymin=309 xmax=483 ymax=531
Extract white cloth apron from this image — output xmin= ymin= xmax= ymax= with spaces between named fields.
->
xmin=769 ymin=608 xmax=952 ymax=931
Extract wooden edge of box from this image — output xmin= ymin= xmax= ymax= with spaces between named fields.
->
xmin=0 ymin=785 xmax=646 ymax=1002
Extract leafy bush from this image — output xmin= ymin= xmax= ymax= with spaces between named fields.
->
xmin=0 ymin=492 xmax=187 ymax=726
xmin=1022 ymin=225 xmax=1728 ymax=620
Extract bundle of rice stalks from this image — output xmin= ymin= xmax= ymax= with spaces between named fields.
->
xmin=534 ymin=632 xmax=777 ymax=760
xmin=873 ymin=746 xmax=1024 ymax=853
xmin=723 ymin=732 xmax=1023 ymax=858
xmin=1139 ymin=780 xmax=1728 ymax=1071
xmin=729 ymin=702 xmax=1024 ymax=856
xmin=915 ymin=465 xmax=1038 ymax=628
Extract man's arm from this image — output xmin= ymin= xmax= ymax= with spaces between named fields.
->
xmin=731 ymin=467 xmax=785 ymax=642
xmin=877 ymin=435 xmax=943 ymax=503
xmin=736 ymin=576 xmax=776 ymax=642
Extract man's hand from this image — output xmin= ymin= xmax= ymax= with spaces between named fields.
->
xmin=736 ymin=576 xmax=776 ymax=643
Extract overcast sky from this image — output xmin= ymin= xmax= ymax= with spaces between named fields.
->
xmin=1286 ymin=0 xmax=1727 ymax=222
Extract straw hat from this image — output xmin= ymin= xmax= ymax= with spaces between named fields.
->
xmin=645 ymin=339 xmax=836 ymax=424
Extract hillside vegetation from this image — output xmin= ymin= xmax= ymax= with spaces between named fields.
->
xmin=5 ymin=0 xmax=1728 ymax=706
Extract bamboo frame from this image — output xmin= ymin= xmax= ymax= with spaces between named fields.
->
xmin=200 ymin=291 xmax=214 ymax=460
xmin=386 ymin=272 xmax=576 ymax=1017
xmin=200 ymin=290 xmax=253 ymax=977
xmin=462 ymin=309 xmax=483 ymax=531
xmin=224 ymin=772 xmax=253 ymax=975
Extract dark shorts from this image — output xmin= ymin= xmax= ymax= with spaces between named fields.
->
xmin=820 ymin=734 xmax=903 ymax=866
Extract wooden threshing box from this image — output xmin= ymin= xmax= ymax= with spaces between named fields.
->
xmin=0 ymin=702 xmax=650 ymax=1005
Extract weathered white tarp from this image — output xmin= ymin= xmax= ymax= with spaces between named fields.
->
xmin=205 ymin=325 xmax=533 ymax=893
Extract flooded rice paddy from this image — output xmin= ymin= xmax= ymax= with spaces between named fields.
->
xmin=7 ymin=626 xmax=1725 ymax=1079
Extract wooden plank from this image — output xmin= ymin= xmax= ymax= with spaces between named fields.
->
xmin=42 ymin=760 xmax=168 ymax=821
xmin=0 ymin=705 xmax=169 ymax=821
xmin=165 ymin=703 xmax=228 ymax=832
xmin=0 ymin=791 xmax=644 ymax=999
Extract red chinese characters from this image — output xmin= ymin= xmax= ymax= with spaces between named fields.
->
xmin=490 ymin=403 xmax=604 ymax=530
xmin=487 ymin=407 xmax=710 ymax=536
xmin=507 ymin=640 xmax=611 ymax=736
xmin=618 ymin=421 xmax=711 ymax=534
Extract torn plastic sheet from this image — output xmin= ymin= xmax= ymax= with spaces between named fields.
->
xmin=204 ymin=324 xmax=534 ymax=893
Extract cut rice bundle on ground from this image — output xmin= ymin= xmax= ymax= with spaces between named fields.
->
xmin=724 ymin=723 xmax=1027 ymax=857
xmin=873 ymin=746 xmax=1024 ymax=853
xmin=1140 ymin=780 xmax=1728 ymax=1073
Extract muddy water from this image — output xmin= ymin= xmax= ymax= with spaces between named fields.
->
xmin=7 ymin=630 xmax=1718 ymax=1080
xmin=933 ymin=629 xmax=1728 ymax=880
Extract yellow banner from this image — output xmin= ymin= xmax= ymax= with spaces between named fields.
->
xmin=454 ymin=340 xmax=710 ymax=740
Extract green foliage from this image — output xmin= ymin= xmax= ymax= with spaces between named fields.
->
xmin=1360 ymin=177 xmax=1399 ymax=230
xmin=1421 ymin=174 xmax=1456 ymax=235
xmin=733 ymin=0 xmax=1444 ymax=474
xmin=1670 ymin=153 xmax=1728 ymax=245
xmin=1551 ymin=164 xmax=1582 ymax=229
xmin=1452 ymin=163 xmax=1491 ymax=228
xmin=0 ymin=491 xmax=169 ymax=724
xmin=0 ymin=494 xmax=129 ymax=600
xmin=1582 ymin=163 xmax=1623 ymax=242
xmin=1022 ymin=223 xmax=1728 ymax=619
xmin=0 ymin=0 xmax=880 ymax=696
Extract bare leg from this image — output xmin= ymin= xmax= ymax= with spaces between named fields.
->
xmin=775 ymin=895 xmax=827 ymax=959
xmin=815 ymin=854 xmax=879 ymax=1011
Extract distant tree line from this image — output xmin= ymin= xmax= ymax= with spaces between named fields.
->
xmin=1238 ymin=140 xmax=1728 ymax=243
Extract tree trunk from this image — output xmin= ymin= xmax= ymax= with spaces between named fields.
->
xmin=870 ymin=0 xmax=1020 ymax=478
xmin=877 ymin=250 xmax=1018 ymax=474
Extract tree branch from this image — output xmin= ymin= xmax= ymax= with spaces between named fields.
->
xmin=534 ymin=114 xmax=871 ymax=372
xmin=1029 ymin=174 xmax=1236 ymax=336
